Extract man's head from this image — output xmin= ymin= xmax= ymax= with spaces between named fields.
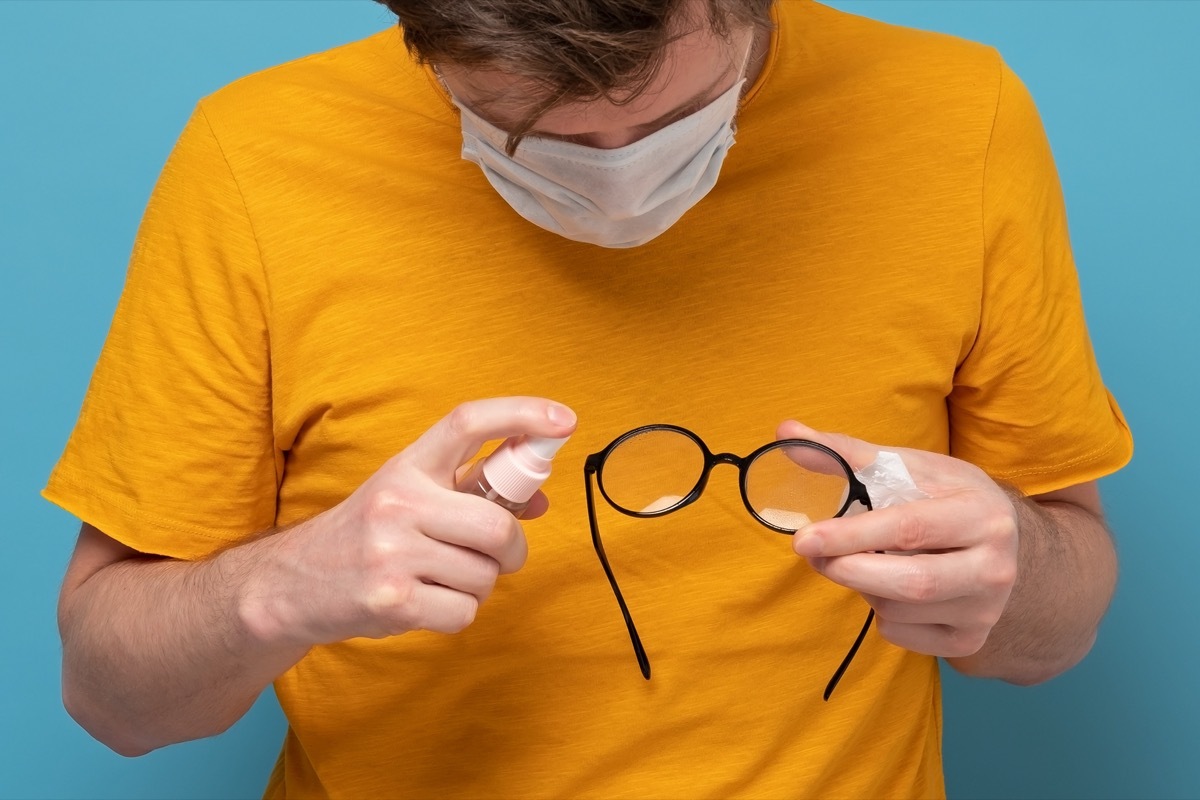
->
xmin=375 ymin=0 xmax=774 ymax=152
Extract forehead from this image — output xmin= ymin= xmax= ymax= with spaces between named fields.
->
xmin=437 ymin=17 xmax=741 ymax=136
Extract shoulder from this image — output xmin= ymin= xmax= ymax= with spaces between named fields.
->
xmin=194 ymin=27 xmax=441 ymax=153
xmin=774 ymin=1 xmax=1005 ymax=127
xmin=749 ymin=1 xmax=1013 ymax=181
xmin=781 ymin=1 xmax=1003 ymax=82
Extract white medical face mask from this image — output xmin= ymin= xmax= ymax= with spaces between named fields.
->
xmin=450 ymin=42 xmax=753 ymax=249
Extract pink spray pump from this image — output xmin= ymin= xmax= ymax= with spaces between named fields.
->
xmin=456 ymin=435 xmax=571 ymax=517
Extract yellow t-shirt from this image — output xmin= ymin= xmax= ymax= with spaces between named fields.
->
xmin=44 ymin=1 xmax=1132 ymax=797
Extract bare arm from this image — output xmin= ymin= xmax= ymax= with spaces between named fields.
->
xmin=57 ymin=397 xmax=577 ymax=756
xmin=946 ymin=482 xmax=1117 ymax=684
xmin=58 ymin=524 xmax=309 ymax=757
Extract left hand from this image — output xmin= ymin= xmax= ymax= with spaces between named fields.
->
xmin=779 ymin=420 xmax=1020 ymax=659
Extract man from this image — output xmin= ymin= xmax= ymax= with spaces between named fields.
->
xmin=46 ymin=0 xmax=1132 ymax=796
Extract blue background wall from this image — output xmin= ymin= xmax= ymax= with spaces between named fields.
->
xmin=1 ymin=1 xmax=1195 ymax=797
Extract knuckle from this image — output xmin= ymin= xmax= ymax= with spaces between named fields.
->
xmin=361 ymin=525 xmax=418 ymax=574
xmin=444 ymin=595 xmax=480 ymax=634
xmin=976 ymin=604 xmax=1005 ymax=631
xmin=985 ymin=559 xmax=1018 ymax=593
xmin=363 ymin=488 xmax=414 ymax=527
xmin=986 ymin=505 xmax=1019 ymax=544
xmin=466 ymin=554 xmax=501 ymax=601
xmin=962 ymin=631 xmax=989 ymax=657
xmin=445 ymin=403 xmax=480 ymax=441
xmin=900 ymin=566 xmax=939 ymax=603
xmin=363 ymin=577 xmax=418 ymax=628
xmin=948 ymin=626 xmax=988 ymax=658
xmin=471 ymin=582 xmax=497 ymax=607
xmin=498 ymin=533 xmax=528 ymax=574
xmin=478 ymin=508 xmax=518 ymax=553
xmin=479 ymin=556 xmax=501 ymax=586
xmin=893 ymin=511 xmax=928 ymax=553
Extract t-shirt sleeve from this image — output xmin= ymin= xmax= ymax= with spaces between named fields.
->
xmin=43 ymin=103 xmax=279 ymax=560
xmin=949 ymin=60 xmax=1133 ymax=495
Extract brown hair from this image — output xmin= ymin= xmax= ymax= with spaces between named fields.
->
xmin=374 ymin=0 xmax=774 ymax=150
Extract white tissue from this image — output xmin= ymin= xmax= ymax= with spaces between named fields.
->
xmin=850 ymin=450 xmax=930 ymax=553
xmin=854 ymin=450 xmax=928 ymax=509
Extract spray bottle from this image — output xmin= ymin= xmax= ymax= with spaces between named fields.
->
xmin=456 ymin=434 xmax=571 ymax=517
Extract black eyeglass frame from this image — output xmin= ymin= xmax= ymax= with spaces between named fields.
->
xmin=584 ymin=423 xmax=876 ymax=700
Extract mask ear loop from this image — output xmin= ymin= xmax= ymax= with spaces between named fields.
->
xmin=727 ymin=28 xmax=759 ymax=134
xmin=736 ymin=28 xmax=757 ymax=85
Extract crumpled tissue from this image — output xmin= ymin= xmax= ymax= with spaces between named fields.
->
xmin=854 ymin=450 xmax=929 ymax=510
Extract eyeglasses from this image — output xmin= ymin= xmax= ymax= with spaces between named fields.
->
xmin=584 ymin=424 xmax=875 ymax=700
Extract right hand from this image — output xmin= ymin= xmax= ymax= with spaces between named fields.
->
xmin=242 ymin=397 xmax=577 ymax=649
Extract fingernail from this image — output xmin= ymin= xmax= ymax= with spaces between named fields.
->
xmin=547 ymin=403 xmax=576 ymax=427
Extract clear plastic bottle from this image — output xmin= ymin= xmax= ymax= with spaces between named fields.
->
xmin=455 ymin=434 xmax=571 ymax=517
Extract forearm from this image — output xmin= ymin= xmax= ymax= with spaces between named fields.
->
xmin=59 ymin=535 xmax=309 ymax=756
xmin=947 ymin=490 xmax=1117 ymax=684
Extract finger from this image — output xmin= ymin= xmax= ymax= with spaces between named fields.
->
xmin=808 ymin=550 xmax=983 ymax=604
xmin=412 ymin=540 xmax=502 ymax=603
xmin=407 ymin=583 xmax=482 ymax=635
xmin=776 ymin=419 xmax=879 ymax=472
xmin=771 ymin=441 xmax=851 ymax=479
xmin=405 ymin=397 xmax=577 ymax=482
xmin=422 ymin=492 xmax=529 ymax=574
xmin=872 ymin=618 xmax=988 ymax=659
xmin=794 ymin=494 xmax=987 ymax=557
xmin=863 ymin=592 xmax=999 ymax=630
xmin=519 ymin=490 xmax=550 ymax=520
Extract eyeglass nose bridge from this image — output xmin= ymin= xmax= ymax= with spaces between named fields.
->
xmin=710 ymin=451 xmax=744 ymax=468
xmin=695 ymin=453 xmax=747 ymax=499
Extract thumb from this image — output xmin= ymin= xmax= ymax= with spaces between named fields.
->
xmin=775 ymin=419 xmax=880 ymax=473
xmin=778 ymin=420 xmax=941 ymax=508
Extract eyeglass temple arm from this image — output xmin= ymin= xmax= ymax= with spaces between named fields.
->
xmin=585 ymin=463 xmax=652 ymax=680
xmin=824 ymin=608 xmax=874 ymax=701
xmin=823 ymin=485 xmax=875 ymax=700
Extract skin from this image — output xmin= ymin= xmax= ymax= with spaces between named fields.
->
xmin=60 ymin=397 xmax=578 ymax=756
xmin=58 ymin=5 xmax=1117 ymax=758
xmin=778 ymin=421 xmax=1116 ymax=685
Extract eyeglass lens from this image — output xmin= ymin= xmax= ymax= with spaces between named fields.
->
xmin=744 ymin=444 xmax=852 ymax=530
xmin=600 ymin=428 xmax=706 ymax=514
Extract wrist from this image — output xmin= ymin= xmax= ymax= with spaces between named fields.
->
xmin=949 ymin=485 xmax=1113 ymax=684
xmin=223 ymin=529 xmax=315 ymax=660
